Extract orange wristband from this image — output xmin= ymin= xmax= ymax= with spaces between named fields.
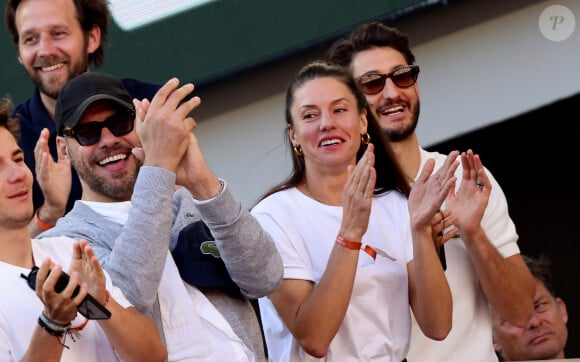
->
xmin=336 ymin=236 xmax=362 ymax=250
xmin=34 ymin=209 xmax=55 ymax=231
xmin=104 ymin=290 xmax=111 ymax=306
xmin=362 ymin=244 xmax=377 ymax=260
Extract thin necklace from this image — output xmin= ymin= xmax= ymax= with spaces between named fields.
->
xmin=302 ymin=182 xmax=342 ymax=206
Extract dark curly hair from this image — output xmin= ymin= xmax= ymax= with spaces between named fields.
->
xmin=327 ymin=22 xmax=416 ymax=70
xmin=0 ymin=97 xmax=20 ymax=141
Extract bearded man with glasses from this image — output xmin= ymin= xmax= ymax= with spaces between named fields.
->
xmin=328 ymin=22 xmax=535 ymax=362
xmin=39 ymin=72 xmax=283 ymax=361
xmin=0 ymin=97 xmax=166 ymax=361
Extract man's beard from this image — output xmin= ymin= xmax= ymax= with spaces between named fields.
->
xmin=26 ymin=44 xmax=89 ymax=100
xmin=383 ymin=100 xmax=420 ymax=143
xmin=69 ymin=147 xmax=140 ymax=202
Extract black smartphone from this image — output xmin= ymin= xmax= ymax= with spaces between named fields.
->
xmin=21 ymin=266 xmax=111 ymax=320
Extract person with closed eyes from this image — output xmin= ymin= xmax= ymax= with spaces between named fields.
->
xmin=492 ymin=255 xmax=568 ymax=361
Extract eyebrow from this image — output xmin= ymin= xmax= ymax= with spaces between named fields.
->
xmin=0 ymin=148 xmax=23 ymax=166
xmin=359 ymin=65 xmax=408 ymax=78
xmin=13 ymin=148 xmax=24 ymax=158
xmin=299 ymin=97 xmax=351 ymax=109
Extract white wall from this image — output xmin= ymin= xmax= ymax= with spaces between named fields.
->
xmin=194 ymin=0 xmax=580 ymax=208
xmin=416 ymin=0 xmax=580 ymax=145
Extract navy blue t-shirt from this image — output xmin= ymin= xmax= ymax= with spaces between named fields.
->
xmin=13 ymin=77 xmax=160 ymax=212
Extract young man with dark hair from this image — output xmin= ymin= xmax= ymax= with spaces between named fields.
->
xmin=328 ymin=22 xmax=535 ymax=361
xmin=0 ymin=97 xmax=166 ymax=361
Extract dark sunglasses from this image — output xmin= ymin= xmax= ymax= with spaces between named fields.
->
xmin=62 ymin=109 xmax=135 ymax=146
xmin=357 ymin=65 xmax=420 ymax=95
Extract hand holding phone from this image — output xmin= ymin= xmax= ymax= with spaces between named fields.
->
xmin=21 ymin=266 xmax=111 ymax=320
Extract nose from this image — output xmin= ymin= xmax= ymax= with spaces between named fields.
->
xmin=525 ymin=313 xmax=542 ymax=330
xmin=381 ymin=77 xmax=403 ymax=100
xmin=97 ymin=126 xmax=119 ymax=145
xmin=8 ymin=163 xmax=28 ymax=183
xmin=319 ymin=112 xmax=336 ymax=131
xmin=37 ymin=34 xmax=57 ymax=57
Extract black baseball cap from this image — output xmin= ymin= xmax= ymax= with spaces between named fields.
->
xmin=55 ymin=72 xmax=134 ymax=135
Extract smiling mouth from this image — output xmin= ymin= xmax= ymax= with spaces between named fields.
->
xmin=320 ymin=138 xmax=342 ymax=147
xmin=39 ymin=63 xmax=65 ymax=72
xmin=9 ymin=189 xmax=28 ymax=198
xmin=98 ymin=153 xmax=128 ymax=166
xmin=380 ymin=105 xmax=405 ymax=116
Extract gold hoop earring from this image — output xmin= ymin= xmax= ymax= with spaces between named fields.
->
xmin=293 ymin=144 xmax=303 ymax=156
xmin=361 ymin=133 xmax=371 ymax=145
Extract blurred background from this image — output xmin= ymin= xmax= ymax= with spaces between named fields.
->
xmin=1 ymin=0 xmax=579 ymax=357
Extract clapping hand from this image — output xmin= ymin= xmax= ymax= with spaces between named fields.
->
xmin=339 ymin=144 xmax=376 ymax=241
xmin=132 ymin=78 xmax=200 ymax=173
xmin=408 ymin=151 xmax=459 ymax=233
xmin=34 ymin=128 xmax=71 ymax=220
xmin=445 ymin=150 xmax=491 ymax=237
xmin=68 ymin=239 xmax=108 ymax=306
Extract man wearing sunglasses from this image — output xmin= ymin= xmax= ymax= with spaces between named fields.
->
xmin=328 ymin=22 xmax=535 ymax=362
xmin=39 ymin=72 xmax=283 ymax=361
xmin=4 ymin=0 xmax=160 ymax=237
xmin=0 ymin=97 xmax=166 ymax=361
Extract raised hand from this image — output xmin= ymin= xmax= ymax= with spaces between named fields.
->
xmin=34 ymin=128 xmax=71 ymax=220
xmin=338 ymin=144 xmax=376 ymax=241
xmin=68 ymin=239 xmax=108 ymax=306
xmin=133 ymin=78 xmax=201 ymax=173
xmin=409 ymin=151 xmax=459 ymax=232
xmin=431 ymin=209 xmax=458 ymax=246
xmin=173 ymin=131 xmax=222 ymax=200
xmin=445 ymin=150 xmax=491 ymax=237
xmin=35 ymin=258 xmax=87 ymax=325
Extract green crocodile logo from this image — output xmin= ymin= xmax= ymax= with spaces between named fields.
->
xmin=200 ymin=241 xmax=220 ymax=258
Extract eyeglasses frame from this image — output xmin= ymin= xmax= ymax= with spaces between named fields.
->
xmin=357 ymin=65 xmax=420 ymax=95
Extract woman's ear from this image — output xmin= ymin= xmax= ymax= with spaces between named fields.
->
xmin=360 ymin=108 xmax=368 ymax=134
xmin=287 ymin=125 xmax=298 ymax=145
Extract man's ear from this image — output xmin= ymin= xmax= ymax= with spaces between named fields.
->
xmin=56 ymin=136 xmax=69 ymax=160
xmin=556 ymin=297 xmax=568 ymax=324
xmin=86 ymin=24 xmax=101 ymax=55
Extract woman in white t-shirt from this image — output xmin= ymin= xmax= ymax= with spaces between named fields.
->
xmin=252 ymin=61 xmax=488 ymax=361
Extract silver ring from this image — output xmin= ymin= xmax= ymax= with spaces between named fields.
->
xmin=476 ymin=180 xmax=484 ymax=189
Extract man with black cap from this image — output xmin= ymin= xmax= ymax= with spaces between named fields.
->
xmin=5 ymin=0 xmax=161 ymax=237
xmin=39 ymin=72 xmax=283 ymax=361
xmin=0 ymin=97 xmax=167 ymax=362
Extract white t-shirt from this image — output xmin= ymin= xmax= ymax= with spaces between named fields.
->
xmin=81 ymin=200 xmax=254 ymax=362
xmin=252 ymin=187 xmax=413 ymax=361
xmin=0 ymin=236 xmax=131 ymax=362
xmin=406 ymin=149 xmax=520 ymax=362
